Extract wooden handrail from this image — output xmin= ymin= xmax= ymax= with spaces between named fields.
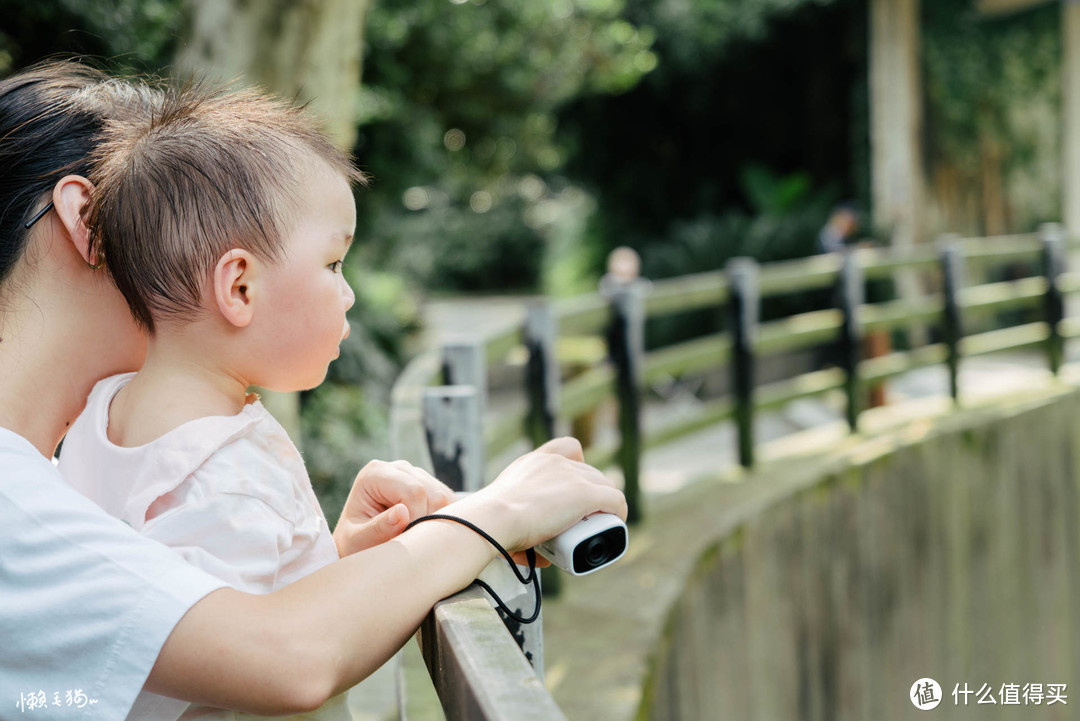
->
xmin=417 ymin=587 xmax=566 ymax=721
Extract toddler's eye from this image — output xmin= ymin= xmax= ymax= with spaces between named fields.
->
xmin=328 ymin=260 xmax=343 ymax=273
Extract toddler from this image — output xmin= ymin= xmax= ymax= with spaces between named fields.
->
xmin=59 ymin=84 xmax=397 ymax=721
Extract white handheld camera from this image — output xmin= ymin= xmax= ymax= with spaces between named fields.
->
xmin=536 ymin=513 xmax=628 ymax=576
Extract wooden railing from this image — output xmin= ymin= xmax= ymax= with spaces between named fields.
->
xmin=388 ymin=223 xmax=1075 ymax=720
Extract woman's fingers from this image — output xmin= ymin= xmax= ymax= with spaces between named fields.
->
xmin=512 ymin=550 xmax=550 ymax=568
xmin=589 ymin=483 xmax=629 ymax=522
xmin=403 ymin=437 xmax=625 ymax=557
xmin=533 ymin=436 xmax=585 ymax=463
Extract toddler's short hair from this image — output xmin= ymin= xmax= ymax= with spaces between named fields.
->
xmin=87 ymin=82 xmax=367 ymax=333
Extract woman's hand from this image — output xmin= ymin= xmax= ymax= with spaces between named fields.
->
xmin=333 ymin=460 xmax=456 ymax=557
xmin=444 ymin=437 xmax=627 ymax=555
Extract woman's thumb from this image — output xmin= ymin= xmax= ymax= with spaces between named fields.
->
xmin=534 ymin=436 xmax=585 ymax=462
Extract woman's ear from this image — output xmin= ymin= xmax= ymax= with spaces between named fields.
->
xmin=213 ymin=249 xmax=257 ymax=328
xmin=52 ymin=175 xmax=96 ymax=265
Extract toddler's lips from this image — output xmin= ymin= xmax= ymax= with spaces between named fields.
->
xmin=342 ymin=322 xmax=351 ymax=341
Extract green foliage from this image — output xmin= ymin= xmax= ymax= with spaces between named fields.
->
xmin=357 ymin=0 xmax=656 ymax=292
xmin=922 ymin=0 xmax=1062 ymax=232
xmin=625 ymin=0 xmax=840 ymax=74
xmin=741 ymin=163 xmax=814 ymax=215
xmin=0 ymin=0 xmax=183 ymax=74
xmin=923 ymin=0 xmax=1059 ymax=175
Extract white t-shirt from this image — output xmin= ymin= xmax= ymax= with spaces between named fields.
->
xmin=0 ymin=425 xmax=228 ymax=720
xmin=58 ymin=374 xmax=347 ymax=721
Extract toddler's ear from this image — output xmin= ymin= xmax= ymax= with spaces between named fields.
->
xmin=213 ymin=249 xmax=256 ymax=328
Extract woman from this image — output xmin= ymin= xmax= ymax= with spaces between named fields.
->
xmin=0 ymin=61 xmax=625 ymax=717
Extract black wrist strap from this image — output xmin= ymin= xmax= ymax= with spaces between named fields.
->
xmin=405 ymin=513 xmax=541 ymax=624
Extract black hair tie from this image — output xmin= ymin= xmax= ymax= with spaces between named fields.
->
xmin=405 ymin=513 xmax=541 ymax=624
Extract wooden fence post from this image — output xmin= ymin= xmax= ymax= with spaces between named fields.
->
xmin=524 ymin=302 xmax=560 ymax=445
xmin=726 ymin=258 xmax=759 ymax=468
xmin=940 ymin=236 xmax=965 ymax=404
xmin=422 ymin=385 xmax=543 ymax=675
xmin=836 ymin=249 xmax=865 ymax=431
xmin=442 ymin=339 xmax=487 ymax=415
xmin=524 ymin=302 xmax=564 ymax=598
xmin=1041 ymin=222 xmax=1067 ymax=375
xmin=423 ymin=386 xmax=485 ymax=493
xmin=607 ymin=283 xmax=646 ymax=525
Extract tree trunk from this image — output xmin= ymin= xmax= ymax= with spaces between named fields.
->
xmin=1061 ymin=0 xmax=1080 ymax=321
xmin=176 ymin=0 xmax=369 ymax=148
xmin=869 ymin=0 xmax=926 ymax=343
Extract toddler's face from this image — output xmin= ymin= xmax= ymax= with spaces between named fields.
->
xmin=253 ymin=163 xmax=357 ymax=391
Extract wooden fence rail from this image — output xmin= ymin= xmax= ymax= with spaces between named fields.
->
xmin=388 ymin=225 xmax=1074 ymax=720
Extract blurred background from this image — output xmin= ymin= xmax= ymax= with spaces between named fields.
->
xmin=0 ymin=0 xmax=1066 ymax=519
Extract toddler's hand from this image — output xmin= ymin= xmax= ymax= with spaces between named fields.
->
xmin=333 ymin=460 xmax=456 ymax=557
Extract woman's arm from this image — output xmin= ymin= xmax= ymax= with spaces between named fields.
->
xmin=147 ymin=516 xmax=496 ymax=714
xmin=147 ymin=438 xmax=626 ymax=714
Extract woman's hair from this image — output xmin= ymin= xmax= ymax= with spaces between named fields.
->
xmin=0 ymin=60 xmax=161 ymax=291
xmin=86 ymin=82 xmax=366 ymax=333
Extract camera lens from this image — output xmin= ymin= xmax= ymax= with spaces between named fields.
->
xmin=572 ymin=526 xmax=627 ymax=574
xmin=584 ymin=537 xmax=609 ymax=566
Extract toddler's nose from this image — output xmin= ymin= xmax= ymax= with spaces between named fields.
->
xmin=343 ymin=279 xmax=356 ymax=310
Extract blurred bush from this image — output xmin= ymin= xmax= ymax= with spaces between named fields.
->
xmin=364 ymin=192 xmax=546 ymax=293
xmin=644 ymin=168 xmax=836 ymax=280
